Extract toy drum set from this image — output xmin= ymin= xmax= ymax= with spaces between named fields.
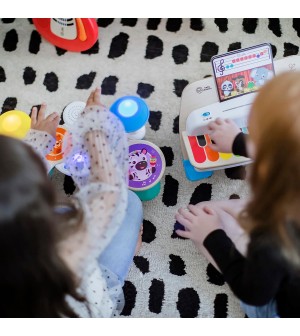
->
xmin=128 ymin=140 xmax=165 ymax=201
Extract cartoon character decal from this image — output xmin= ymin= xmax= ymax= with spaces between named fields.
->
xmin=220 ymin=80 xmax=233 ymax=97
xmin=250 ymin=67 xmax=273 ymax=87
xmin=233 ymin=75 xmax=245 ymax=94
xmin=129 ymin=148 xmax=157 ymax=181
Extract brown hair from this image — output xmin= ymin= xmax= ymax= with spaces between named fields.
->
xmin=0 ymin=135 xmax=84 ymax=317
xmin=240 ymin=72 xmax=300 ymax=265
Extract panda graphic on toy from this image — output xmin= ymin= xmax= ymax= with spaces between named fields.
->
xmin=128 ymin=148 xmax=157 ymax=181
xmin=220 ymin=79 xmax=234 ymax=97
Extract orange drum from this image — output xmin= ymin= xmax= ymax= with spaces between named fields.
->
xmin=46 ymin=126 xmax=67 ymax=163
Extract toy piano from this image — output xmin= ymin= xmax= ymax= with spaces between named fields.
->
xmin=179 ymin=44 xmax=300 ymax=181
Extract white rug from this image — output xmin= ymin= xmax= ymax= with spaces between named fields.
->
xmin=1 ymin=18 xmax=299 ymax=317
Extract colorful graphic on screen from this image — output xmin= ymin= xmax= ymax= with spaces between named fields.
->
xmin=211 ymin=43 xmax=275 ymax=102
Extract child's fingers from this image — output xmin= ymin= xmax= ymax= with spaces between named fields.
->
xmin=176 ymin=229 xmax=192 ymax=239
xmin=178 ymin=207 xmax=194 ymax=222
xmin=31 ymin=107 xmax=38 ymax=125
xmin=38 ymin=103 xmax=46 ymax=121
xmin=215 ymin=117 xmax=224 ymax=125
xmin=175 ymin=213 xmax=192 ymax=230
xmin=46 ymin=112 xmax=59 ymax=121
xmin=86 ymin=90 xmax=95 ymax=107
xmin=202 ymin=205 xmax=216 ymax=216
xmin=208 ymin=143 xmax=219 ymax=152
xmin=93 ymin=87 xmax=101 ymax=105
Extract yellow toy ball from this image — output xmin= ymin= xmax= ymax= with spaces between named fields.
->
xmin=0 ymin=110 xmax=31 ymax=139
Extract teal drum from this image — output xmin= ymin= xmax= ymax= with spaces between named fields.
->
xmin=128 ymin=140 xmax=166 ymax=201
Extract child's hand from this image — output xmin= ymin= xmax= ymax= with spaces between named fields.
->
xmin=31 ymin=103 xmax=60 ymax=139
xmin=175 ymin=205 xmax=222 ymax=245
xmin=207 ymin=118 xmax=241 ymax=153
xmin=86 ymin=87 xmax=106 ymax=109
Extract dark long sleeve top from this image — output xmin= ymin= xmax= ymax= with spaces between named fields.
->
xmin=202 ymin=133 xmax=300 ymax=317
xmin=232 ymin=132 xmax=248 ymax=157
xmin=203 ymin=229 xmax=300 ymax=317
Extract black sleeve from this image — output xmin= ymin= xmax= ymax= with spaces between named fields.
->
xmin=232 ymin=132 xmax=248 ymax=157
xmin=203 ymin=229 xmax=285 ymax=306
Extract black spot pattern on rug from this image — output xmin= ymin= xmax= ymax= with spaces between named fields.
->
xmin=173 ymin=115 xmax=179 ymax=134
xmin=271 ymin=44 xmax=277 ymax=58
xmin=63 ymin=175 xmax=76 ymax=195
xmin=228 ymin=42 xmax=241 ymax=52
xmin=149 ymin=279 xmax=164 ymax=314
xmin=43 ymin=72 xmax=59 ymax=92
xmin=121 ymin=19 xmax=137 ymax=27
xmin=133 ymin=256 xmax=150 ymax=274
xmin=293 ymin=19 xmax=300 ymax=37
xmin=75 ymin=71 xmax=96 ymax=89
xmin=229 ymin=193 xmax=240 ymax=200
xmin=162 ymin=175 xmax=179 ymax=207
xmin=189 ymin=183 xmax=212 ymax=205
xmin=108 ymin=33 xmax=129 ymax=59
xmin=200 ymin=42 xmax=219 ymax=62
xmin=23 ymin=67 xmax=36 ymax=85
xmin=147 ymin=19 xmax=161 ymax=30
xmin=2 ymin=19 xmax=15 ymax=24
xmin=177 ymin=288 xmax=200 ymax=318
xmin=81 ymin=40 xmax=99 ymax=55
xmin=29 ymin=30 xmax=41 ymax=54
xmin=145 ymin=35 xmax=163 ymax=59
xmin=169 ymin=254 xmax=186 ymax=276
xmin=148 ymin=110 xmax=162 ymax=131
xmin=214 ymin=293 xmax=228 ymax=318
xmin=97 ymin=19 xmax=114 ymax=27
xmin=137 ymin=82 xmax=154 ymax=98
xmin=268 ymin=18 xmax=282 ymax=37
xmin=1 ymin=97 xmax=17 ymax=114
xmin=206 ymin=263 xmax=225 ymax=286
xmin=121 ymin=281 xmax=137 ymax=316
xmin=0 ymin=66 xmax=6 ymax=82
xmin=142 ymin=219 xmax=156 ymax=243
xmin=3 ymin=29 xmax=18 ymax=52
xmin=242 ymin=18 xmax=258 ymax=34
xmin=225 ymin=166 xmax=246 ymax=180
xmin=101 ymin=76 xmax=119 ymax=95
xmin=172 ymin=45 xmax=189 ymax=64
xmin=166 ymin=19 xmax=182 ymax=32
xmin=190 ymin=18 xmax=204 ymax=31
xmin=283 ymin=42 xmax=299 ymax=57
xmin=160 ymin=146 xmax=174 ymax=167
xmin=173 ymin=79 xmax=189 ymax=97
xmin=56 ymin=47 xmax=67 ymax=56
xmin=27 ymin=19 xmax=33 ymax=24
xmin=214 ymin=18 xmax=228 ymax=33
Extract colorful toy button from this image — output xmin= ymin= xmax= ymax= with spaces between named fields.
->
xmin=110 ymin=96 xmax=149 ymax=140
xmin=0 ymin=110 xmax=31 ymax=139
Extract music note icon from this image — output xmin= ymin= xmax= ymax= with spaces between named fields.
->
xmin=217 ymin=59 xmax=225 ymax=75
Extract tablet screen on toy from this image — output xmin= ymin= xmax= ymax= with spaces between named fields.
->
xmin=211 ymin=43 xmax=275 ymax=102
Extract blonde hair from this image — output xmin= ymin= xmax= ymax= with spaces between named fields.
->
xmin=240 ymin=72 xmax=300 ymax=266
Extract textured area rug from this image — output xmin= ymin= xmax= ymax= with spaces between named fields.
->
xmin=1 ymin=18 xmax=300 ymax=318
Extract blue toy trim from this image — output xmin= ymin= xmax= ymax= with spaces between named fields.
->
xmin=110 ymin=96 xmax=149 ymax=133
xmin=183 ymin=159 xmax=213 ymax=181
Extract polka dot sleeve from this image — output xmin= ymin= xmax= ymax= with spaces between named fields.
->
xmin=59 ymin=105 xmax=129 ymax=301
xmin=23 ymin=129 xmax=56 ymax=173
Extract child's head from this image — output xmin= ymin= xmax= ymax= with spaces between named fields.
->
xmin=0 ymin=135 xmax=82 ymax=317
xmin=244 ymin=72 xmax=300 ymax=263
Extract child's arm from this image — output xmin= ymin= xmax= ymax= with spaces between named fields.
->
xmin=208 ymin=118 xmax=250 ymax=157
xmin=59 ymin=88 xmax=129 ymax=281
xmin=23 ymin=104 xmax=59 ymax=173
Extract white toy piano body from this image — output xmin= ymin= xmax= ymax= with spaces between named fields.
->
xmin=179 ymin=54 xmax=300 ymax=180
